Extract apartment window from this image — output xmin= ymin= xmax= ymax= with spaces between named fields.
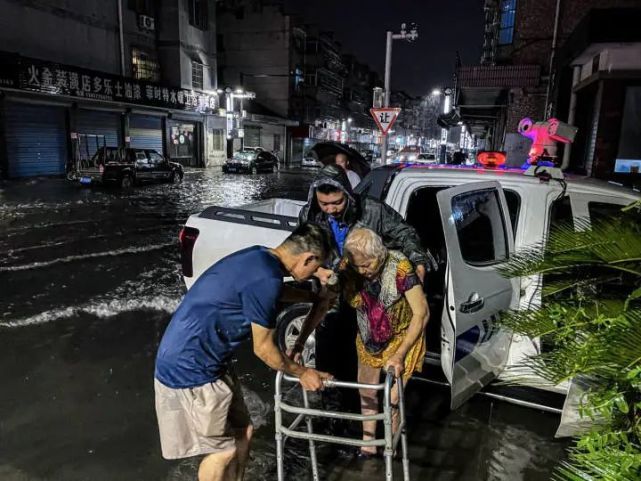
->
xmin=293 ymin=67 xmax=304 ymax=92
xmin=192 ymin=61 xmax=204 ymax=90
xmin=498 ymin=0 xmax=517 ymax=45
xmin=304 ymin=72 xmax=317 ymax=87
xmin=132 ymin=47 xmax=160 ymax=82
xmin=211 ymin=129 xmax=225 ymax=152
xmin=129 ymin=0 xmax=154 ymax=15
xmin=188 ymin=0 xmax=208 ymax=30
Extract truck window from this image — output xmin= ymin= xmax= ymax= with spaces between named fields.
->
xmin=588 ymin=201 xmax=624 ymax=224
xmin=452 ymin=188 xmax=508 ymax=266
xmin=354 ymin=168 xmax=395 ymax=199
xmin=148 ymin=151 xmax=164 ymax=165
xmin=406 ymin=186 xmax=448 ymax=261
xmin=549 ymin=195 xmax=573 ymax=230
xmin=503 ymin=189 xmax=520 ymax=239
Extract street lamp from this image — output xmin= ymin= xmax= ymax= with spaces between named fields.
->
xmin=380 ymin=22 xmax=419 ymax=164
xmin=223 ymin=87 xmax=256 ymax=157
xmin=440 ymin=87 xmax=452 ymax=162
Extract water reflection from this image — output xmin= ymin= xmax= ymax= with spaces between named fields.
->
xmin=0 ymin=169 xmax=315 ymax=328
xmin=0 ymin=169 xmax=569 ymax=481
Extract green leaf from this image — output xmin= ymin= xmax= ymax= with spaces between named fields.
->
xmin=625 ymin=286 xmax=641 ymax=310
xmin=499 ymin=209 xmax=641 ymax=480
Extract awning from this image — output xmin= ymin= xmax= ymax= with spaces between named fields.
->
xmin=437 ymin=110 xmax=461 ymax=129
xmin=454 ymin=65 xmax=540 ymax=138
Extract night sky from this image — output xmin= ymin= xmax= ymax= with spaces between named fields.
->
xmin=284 ymin=0 xmax=485 ymax=97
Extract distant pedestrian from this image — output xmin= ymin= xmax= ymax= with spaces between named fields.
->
xmin=154 ymin=223 xmax=334 ymax=481
xmin=335 ymin=153 xmax=361 ymax=189
xmin=451 ymin=150 xmax=466 ymax=165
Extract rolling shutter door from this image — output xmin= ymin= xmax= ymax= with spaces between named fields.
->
xmin=4 ymin=103 xmax=67 ymax=177
xmin=130 ymin=115 xmax=163 ymax=153
xmin=76 ymin=110 xmax=122 ymax=159
xmin=244 ymin=126 xmax=261 ymax=148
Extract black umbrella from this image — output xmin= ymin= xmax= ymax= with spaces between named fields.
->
xmin=309 ymin=141 xmax=371 ymax=179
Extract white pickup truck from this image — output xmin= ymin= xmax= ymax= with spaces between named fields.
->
xmin=179 ymin=164 xmax=639 ymax=413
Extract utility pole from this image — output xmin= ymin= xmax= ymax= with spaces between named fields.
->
xmin=380 ymin=23 xmax=418 ymax=164
xmin=224 ymin=86 xmax=255 ymax=159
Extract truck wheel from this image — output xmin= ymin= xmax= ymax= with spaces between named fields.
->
xmin=120 ymin=174 xmax=133 ymax=189
xmin=276 ymin=304 xmax=316 ymax=369
xmin=251 ymin=165 xmax=258 ymax=175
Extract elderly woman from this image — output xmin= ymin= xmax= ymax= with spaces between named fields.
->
xmin=341 ymin=227 xmax=429 ymax=456
xmin=290 ymin=227 xmax=429 ymax=455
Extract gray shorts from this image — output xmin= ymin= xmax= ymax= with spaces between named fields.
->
xmin=154 ymin=371 xmax=251 ymax=460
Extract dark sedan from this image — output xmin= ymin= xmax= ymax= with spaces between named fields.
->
xmin=222 ymin=149 xmax=277 ymax=174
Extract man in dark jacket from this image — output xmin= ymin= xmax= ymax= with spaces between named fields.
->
xmin=298 ymin=164 xmax=434 ymax=280
xmin=293 ymin=164 xmax=435 ymax=415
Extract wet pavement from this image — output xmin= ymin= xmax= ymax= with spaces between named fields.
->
xmin=0 ymin=169 xmax=568 ymax=481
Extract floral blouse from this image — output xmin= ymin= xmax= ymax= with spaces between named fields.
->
xmin=344 ymin=251 xmax=420 ymax=355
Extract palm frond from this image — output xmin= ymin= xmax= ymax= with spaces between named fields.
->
xmin=499 ymin=308 xmax=641 ymax=384
xmin=553 ymin=444 xmax=641 ymax=481
xmin=501 ymin=218 xmax=641 ymax=282
xmin=500 ymin=205 xmax=641 ymax=479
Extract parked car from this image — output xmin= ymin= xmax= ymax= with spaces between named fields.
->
xmin=301 ymin=155 xmax=321 ymax=168
xmin=357 ymin=149 xmax=375 ymax=163
xmin=223 ymin=149 xmax=277 ymax=174
xmin=177 ymin=162 xmax=640 ymax=425
xmin=415 ymin=153 xmax=438 ymax=164
xmin=386 ymin=148 xmax=398 ymax=161
xmin=74 ymin=147 xmax=183 ymax=188
xmin=396 ymin=146 xmax=427 ymax=162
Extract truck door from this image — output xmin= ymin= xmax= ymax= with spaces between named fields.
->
xmin=134 ymin=150 xmax=152 ymax=181
xmin=437 ymin=181 xmax=517 ymax=409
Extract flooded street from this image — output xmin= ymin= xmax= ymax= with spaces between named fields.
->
xmin=0 ymin=169 xmax=568 ymax=481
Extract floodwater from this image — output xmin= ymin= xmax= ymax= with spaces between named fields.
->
xmin=0 ymin=169 xmax=568 ymax=481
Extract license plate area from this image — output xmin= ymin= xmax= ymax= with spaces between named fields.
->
xmin=79 ymin=177 xmax=92 ymax=185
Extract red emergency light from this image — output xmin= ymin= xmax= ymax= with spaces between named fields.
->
xmin=477 ymin=151 xmax=506 ymax=168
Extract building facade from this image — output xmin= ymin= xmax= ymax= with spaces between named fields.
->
xmin=216 ymin=0 xmax=386 ymax=164
xmin=216 ymin=0 xmax=303 ymax=160
xmin=553 ymin=8 xmax=641 ymax=183
xmin=0 ymin=0 xmax=229 ymax=179
xmin=456 ymin=0 xmax=641 ymax=177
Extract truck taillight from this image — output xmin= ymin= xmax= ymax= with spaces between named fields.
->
xmin=179 ymin=226 xmax=199 ymax=277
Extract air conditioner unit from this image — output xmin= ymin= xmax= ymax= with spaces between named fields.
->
xmin=138 ymin=15 xmax=155 ymax=31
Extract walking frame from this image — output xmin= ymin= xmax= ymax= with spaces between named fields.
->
xmin=274 ymin=367 xmax=410 ymax=481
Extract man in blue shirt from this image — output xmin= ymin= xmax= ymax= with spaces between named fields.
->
xmin=154 ymin=223 xmax=333 ymax=481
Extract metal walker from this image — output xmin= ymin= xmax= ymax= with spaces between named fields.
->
xmin=274 ymin=368 xmax=410 ymax=481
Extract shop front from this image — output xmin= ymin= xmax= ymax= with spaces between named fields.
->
xmin=129 ymin=114 xmax=164 ymax=153
xmin=167 ymin=119 xmax=201 ymax=167
xmin=3 ymin=101 xmax=68 ymax=177
xmin=0 ymin=51 xmax=219 ymax=178
xmin=76 ymin=108 xmax=123 ymax=161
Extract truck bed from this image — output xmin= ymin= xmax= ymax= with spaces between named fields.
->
xmin=184 ymin=198 xmax=305 ymax=288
